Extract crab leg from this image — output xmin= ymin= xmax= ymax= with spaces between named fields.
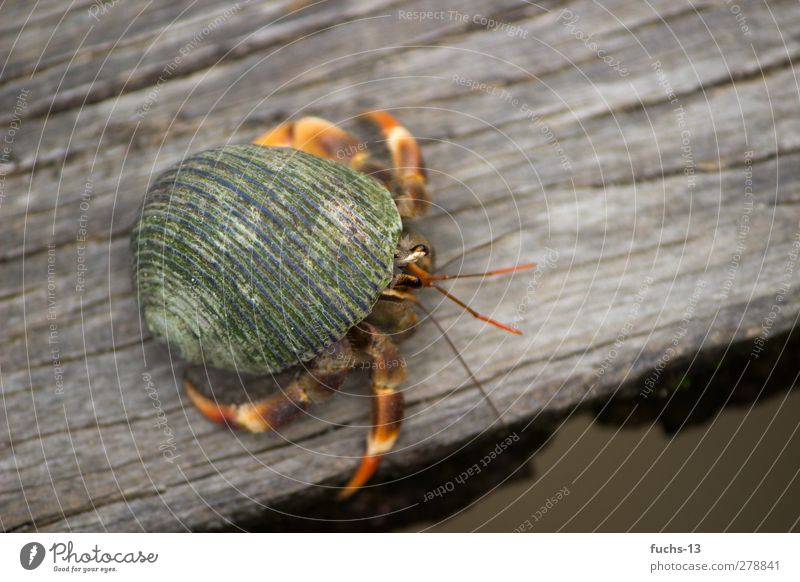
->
xmin=360 ymin=110 xmax=430 ymax=218
xmin=184 ymin=340 xmax=352 ymax=432
xmin=253 ymin=112 xmax=429 ymax=216
xmin=252 ymin=115 xmax=386 ymax=175
xmin=339 ymin=322 xmax=406 ymax=498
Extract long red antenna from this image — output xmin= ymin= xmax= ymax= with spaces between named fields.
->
xmin=431 ymin=284 xmax=522 ymax=334
xmin=406 ymin=262 xmax=533 ymax=335
xmin=424 ymin=262 xmax=536 ymax=281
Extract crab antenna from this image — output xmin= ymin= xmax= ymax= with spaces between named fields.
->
xmin=424 ymin=262 xmax=535 ymax=281
xmin=417 ymin=302 xmax=508 ymax=427
xmin=430 ymin=284 xmax=522 ymax=335
xmin=405 ymin=262 xmax=527 ymax=334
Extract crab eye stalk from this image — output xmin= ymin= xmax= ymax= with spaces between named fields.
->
xmin=394 ymin=242 xmax=430 ymax=266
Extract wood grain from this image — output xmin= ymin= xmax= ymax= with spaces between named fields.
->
xmin=2 ymin=0 xmax=800 ymax=531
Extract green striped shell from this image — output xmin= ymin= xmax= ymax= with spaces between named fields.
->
xmin=131 ymin=144 xmax=402 ymax=374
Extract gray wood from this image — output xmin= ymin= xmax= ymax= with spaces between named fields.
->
xmin=2 ymin=0 xmax=800 ymax=531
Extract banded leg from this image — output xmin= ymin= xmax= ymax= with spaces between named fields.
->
xmin=339 ymin=322 xmax=406 ymax=498
xmin=360 ymin=110 xmax=430 ymax=219
xmin=184 ymin=340 xmax=352 ymax=432
xmin=252 ymin=116 xmax=389 ymax=181
xmin=253 ymin=112 xmax=430 ymax=216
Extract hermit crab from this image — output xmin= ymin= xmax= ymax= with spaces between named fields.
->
xmin=132 ymin=111 xmax=531 ymax=497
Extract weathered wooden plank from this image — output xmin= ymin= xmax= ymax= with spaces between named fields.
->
xmin=1 ymin=0 xmax=800 ymax=531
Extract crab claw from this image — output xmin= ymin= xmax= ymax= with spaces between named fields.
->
xmin=339 ymin=387 xmax=404 ymax=498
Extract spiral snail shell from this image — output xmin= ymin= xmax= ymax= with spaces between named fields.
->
xmin=131 ymin=144 xmax=402 ymax=374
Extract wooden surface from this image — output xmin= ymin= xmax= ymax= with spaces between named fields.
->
xmin=2 ymin=0 xmax=800 ymax=531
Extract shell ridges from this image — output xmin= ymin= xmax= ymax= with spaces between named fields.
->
xmin=132 ymin=145 xmax=402 ymax=374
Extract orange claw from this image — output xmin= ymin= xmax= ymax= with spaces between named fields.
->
xmin=339 ymin=455 xmax=382 ymax=499
xmin=252 ymin=120 xmax=295 ymax=148
xmin=339 ymin=386 xmax=404 ymax=498
xmin=183 ymin=342 xmax=351 ymax=434
xmin=253 ymin=116 xmax=361 ymax=161
xmin=360 ymin=110 xmax=430 ymax=218
xmin=185 ymin=378 xmax=243 ymax=428
xmin=360 ymin=110 xmax=425 ymax=175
